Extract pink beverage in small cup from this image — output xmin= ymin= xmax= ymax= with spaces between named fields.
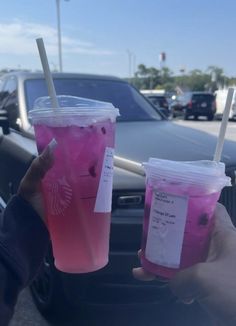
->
xmin=30 ymin=96 xmax=119 ymax=273
xmin=141 ymin=159 xmax=230 ymax=279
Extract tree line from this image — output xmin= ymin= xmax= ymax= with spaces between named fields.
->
xmin=0 ymin=65 xmax=235 ymax=94
xmin=128 ymin=64 xmax=236 ymax=93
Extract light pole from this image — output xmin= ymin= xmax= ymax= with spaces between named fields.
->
xmin=127 ymin=49 xmax=132 ymax=80
xmin=127 ymin=50 xmax=136 ymax=80
xmin=132 ymin=53 xmax=136 ymax=77
xmin=55 ymin=0 xmax=69 ymax=72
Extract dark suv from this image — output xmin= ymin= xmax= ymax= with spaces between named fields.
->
xmin=0 ymin=72 xmax=236 ymax=324
xmin=171 ymin=92 xmax=216 ymax=120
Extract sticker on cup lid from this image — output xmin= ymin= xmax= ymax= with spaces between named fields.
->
xmin=94 ymin=147 xmax=114 ymax=213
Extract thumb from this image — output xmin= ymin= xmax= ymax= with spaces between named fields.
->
xmin=213 ymin=203 xmax=235 ymax=233
xmin=207 ymin=203 xmax=236 ymax=262
xmin=170 ymin=204 xmax=234 ymax=304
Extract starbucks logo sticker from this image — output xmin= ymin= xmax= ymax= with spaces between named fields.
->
xmin=46 ymin=176 xmax=72 ymax=216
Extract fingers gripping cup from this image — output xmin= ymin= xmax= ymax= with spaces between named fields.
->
xmin=29 ymin=96 xmax=119 ymax=273
xmin=141 ymin=158 xmax=231 ymax=279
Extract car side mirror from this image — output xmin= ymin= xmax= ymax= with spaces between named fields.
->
xmin=0 ymin=110 xmax=10 ymax=135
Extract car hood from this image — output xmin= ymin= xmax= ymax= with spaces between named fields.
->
xmin=26 ymin=120 xmax=236 ymax=189
xmin=114 ymin=120 xmax=236 ymax=167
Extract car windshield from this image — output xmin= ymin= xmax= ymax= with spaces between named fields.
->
xmin=192 ymin=94 xmax=214 ymax=103
xmin=24 ymin=78 xmax=162 ymax=122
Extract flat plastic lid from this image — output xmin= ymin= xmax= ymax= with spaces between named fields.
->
xmin=28 ymin=95 xmax=120 ymax=119
xmin=147 ymin=158 xmax=226 ymax=177
xmin=143 ymin=158 xmax=231 ymax=188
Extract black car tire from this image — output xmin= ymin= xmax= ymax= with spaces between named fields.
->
xmin=207 ymin=114 xmax=214 ymax=121
xmin=30 ymin=246 xmax=75 ymax=322
xmin=183 ymin=108 xmax=189 ymax=120
xmin=184 ymin=113 xmax=189 ymax=120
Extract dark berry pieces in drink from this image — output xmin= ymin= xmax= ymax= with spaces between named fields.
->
xmin=89 ymin=165 xmax=96 ymax=177
xmin=198 ymin=214 xmax=209 ymax=226
xmin=101 ymin=127 xmax=106 ymax=134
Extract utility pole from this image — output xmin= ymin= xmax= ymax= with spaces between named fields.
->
xmin=132 ymin=53 xmax=136 ymax=77
xmin=56 ymin=0 xmax=63 ymax=72
xmin=127 ymin=49 xmax=132 ymax=80
xmin=55 ymin=0 xmax=70 ymax=72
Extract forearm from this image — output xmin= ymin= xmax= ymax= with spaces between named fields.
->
xmin=0 ymin=195 xmax=50 ymax=324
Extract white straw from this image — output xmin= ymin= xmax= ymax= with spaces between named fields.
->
xmin=36 ymin=38 xmax=59 ymax=108
xmin=213 ymin=87 xmax=234 ymax=162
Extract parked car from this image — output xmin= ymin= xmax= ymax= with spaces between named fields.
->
xmin=214 ymin=88 xmax=236 ymax=120
xmin=171 ymin=92 xmax=216 ymax=120
xmin=0 ymin=72 xmax=236 ymax=323
xmin=140 ymin=90 xmax=172 ymax=118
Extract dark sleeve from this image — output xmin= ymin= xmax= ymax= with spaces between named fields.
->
xmin=0 ymin=195 xmax=50 ymax=325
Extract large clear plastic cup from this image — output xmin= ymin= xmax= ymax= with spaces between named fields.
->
xmin=29 ymin=96 xmax=119 ymax=273
xmin=141 ymin=158 xmax=231 ymax=279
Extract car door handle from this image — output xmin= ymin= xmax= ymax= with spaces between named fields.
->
xmin=117 ymin=195 xmax=143 ymax=206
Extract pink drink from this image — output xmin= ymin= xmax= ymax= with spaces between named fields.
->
xmin=141 ymin=183 xmax=220 ymax=278
xmin=141 ymin=159 xmax=230 ymax=279
xmin=29 ymin=96 xmax=119 ymax=273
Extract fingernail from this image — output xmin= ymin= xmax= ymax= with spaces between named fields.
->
xmin=48 ymin=138 xmax=57 ymax=152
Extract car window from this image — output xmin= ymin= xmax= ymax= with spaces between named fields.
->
xmin=0 ymin=76 xmax=18 ymax=129
xmin=4 ymin=78 xmax=17 ymax=94
xmin=0 ymin=78 xmax=6 ymax=101
xmin=176 ymin=93 xmax=191 ymax=104
xmin=24 ymin=78 xmax=162 ymax=122
xmin=192 ymin=94 xmax=214 ymax=103
xmin=0 ymin=78 xmax=5 ymax=93
xmin=0 ymin=77 xmax=16 ymax=103
xmin=176 ymin=95 xmax=185 ymax=102
xmin=1 ymin=77 xmax=17 ymax=106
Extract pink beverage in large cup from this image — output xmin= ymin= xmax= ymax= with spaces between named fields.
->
xmin=29 ymin=96 xmax=119 ymax=273
xmin=141 ymin=158 xmax=231 ymax=279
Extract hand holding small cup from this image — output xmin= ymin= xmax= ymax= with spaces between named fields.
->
xmin=133 ymin=204 xmax=236 ymax=325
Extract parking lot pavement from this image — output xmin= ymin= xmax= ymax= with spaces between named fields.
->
xmin=10 ymin=289 xmax=50 ymax=326
xmin=174 ymin=119 xmax=236 ymax=141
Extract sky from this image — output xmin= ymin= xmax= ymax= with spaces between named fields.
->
xmin=0 ymin=0 xmax=236 ymax=78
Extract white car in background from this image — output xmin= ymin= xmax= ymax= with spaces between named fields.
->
xmin=215 ymin=88 xmax=236 ymax=120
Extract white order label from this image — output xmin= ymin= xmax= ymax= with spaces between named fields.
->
xmin=145 ymin=191 xmax=188 ymax=268
xmin=94 ymin=147 xmax=114 ymax=213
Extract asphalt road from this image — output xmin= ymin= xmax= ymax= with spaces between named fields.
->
xmin=10 ymin=289 xmax=49 ymax=326
xmin=10 ymin=119 xmax=236 ymax=326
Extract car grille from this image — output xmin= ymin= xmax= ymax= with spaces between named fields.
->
xmin=219 ymin=185 xmax=236 ymax=226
